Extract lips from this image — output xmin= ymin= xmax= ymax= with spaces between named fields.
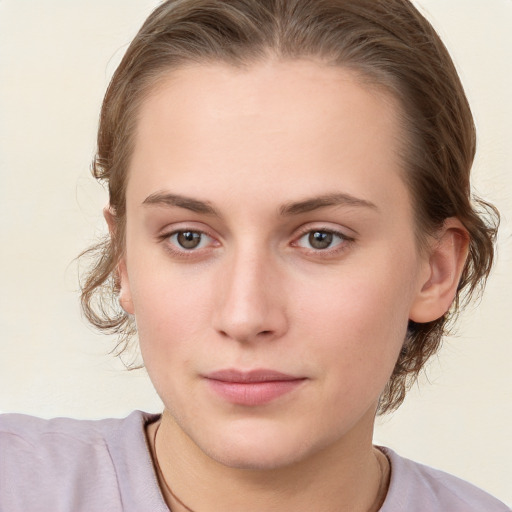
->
xmin=204 ymin=369 xmax=306 ymax=406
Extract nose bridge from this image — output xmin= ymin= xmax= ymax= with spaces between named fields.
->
xmin=213 ymin=241 xmax=286 ymax=343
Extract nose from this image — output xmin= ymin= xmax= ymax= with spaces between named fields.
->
xmin=212 ymin=247 xmax=288 ymax=344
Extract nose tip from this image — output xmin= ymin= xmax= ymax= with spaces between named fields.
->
xmin=212 ymin=255 xmax=287 ymax=344
xmin=215 ymin=293 xmax=286 ymax=343
xmin=217 ymin=326 xmax=277 ymax=343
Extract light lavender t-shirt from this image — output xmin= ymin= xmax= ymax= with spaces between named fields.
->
xmin=0 ymin=410 xmax=509 ymax=511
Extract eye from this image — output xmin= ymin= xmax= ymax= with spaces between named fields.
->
xmin=295 ymin=229 xmax=346 ymax=251
xmin=168 ymin=230 xmax=212 ymax=250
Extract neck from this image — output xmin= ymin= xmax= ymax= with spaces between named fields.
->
xmin=147 ymin=408 xmax=388 ymax=512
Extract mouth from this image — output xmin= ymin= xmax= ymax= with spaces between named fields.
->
xmin=203 ymin=369 xmax=307 ymax=406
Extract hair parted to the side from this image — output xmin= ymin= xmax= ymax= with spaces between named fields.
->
xmin=80 ymin=0 xmax=499 ymax=414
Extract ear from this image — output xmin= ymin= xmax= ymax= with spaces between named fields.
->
xmin=103 ymin=206 xmax=135 ymax=315
xmin=409 ymin=218 xmax=469 ymax=323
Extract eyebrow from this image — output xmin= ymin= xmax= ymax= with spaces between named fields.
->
xmin=142 ymin=191 xmax=378 ymax=216
xmin=279 ymin=193 xmax=378 ymax=216
xmin=142 ymin=191 xmax=219 ymax=216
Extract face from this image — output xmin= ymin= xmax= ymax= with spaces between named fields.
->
xmin=119 ymin=60 xmax=432 ymax=469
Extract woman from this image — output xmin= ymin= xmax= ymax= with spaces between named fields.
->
xmin=0 ymin=0 xmax=509 ymax=510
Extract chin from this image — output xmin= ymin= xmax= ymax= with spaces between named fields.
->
xmin=206 ymin=442 xmax=308 ymax=471
xmin=195 ymin=423 xmax=333 ymax=471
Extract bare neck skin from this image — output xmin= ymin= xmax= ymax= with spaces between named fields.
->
xmin=146 ymin=406 xmax=390 ymax=512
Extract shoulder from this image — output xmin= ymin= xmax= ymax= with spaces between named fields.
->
xmin=0 ymin=410 xmax=167 ymax=512
xmin=0 ymin=410 xmax=151 ymax=463
xmin=1 ymin=410 xmax=129 ymax=443
xmin=379 ymin=447 xmax=510 ymax=512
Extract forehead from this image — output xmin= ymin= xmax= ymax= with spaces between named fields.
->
xmin=128 ymin=59 xmax=409 ymax=214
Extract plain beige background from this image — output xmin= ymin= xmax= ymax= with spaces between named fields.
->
xmin=0 ymin=0 xmax=511 ymax=505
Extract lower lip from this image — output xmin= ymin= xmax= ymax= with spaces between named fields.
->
xmin=205 ymin=379 xmax=305 ymax=406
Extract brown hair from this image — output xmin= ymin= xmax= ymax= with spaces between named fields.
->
xmin=80 ymin=0 xmax=498 ymax=413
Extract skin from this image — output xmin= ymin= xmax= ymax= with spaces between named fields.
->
xmin=115 ymin=59 xmax=468 ymax=511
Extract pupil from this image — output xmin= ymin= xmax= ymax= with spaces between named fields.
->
xmin=309 ymin=231 xmax=333 ymax=249
xmin=177 ymin=231 xmax=201 ymax=249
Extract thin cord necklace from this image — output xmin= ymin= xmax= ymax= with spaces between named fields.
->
xmin=152 ymin=423 xmax=388 ymax=512
xmin=153 ymin=423 xmax=196 ymax=512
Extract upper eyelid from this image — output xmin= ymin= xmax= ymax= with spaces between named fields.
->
xmin=164 ymin=229 xmax=214 ymax=241
xmin=297 ymin=228 xmax=346 ymax=238
xmin=165 ymin=227 xmax=209 ymax=236
xmin=158 ymin=223 xmax=215 ymax=239
xmin=294 ymin=230 xmax=347 ymax=245
xmin=293 ymin=224 xmax=354 ymax=239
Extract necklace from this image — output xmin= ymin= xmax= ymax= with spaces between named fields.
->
xmin=152 ymin=423 xmax=389 ymax=512
xmin=153 ymin=423 xmax=196 ymax=512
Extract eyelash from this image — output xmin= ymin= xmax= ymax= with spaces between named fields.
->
xmin=291 ymin=227 xmax=354 ymax=255
xmin=159 ymin=229 xmax=217 ymax=259
xmin=159 ymin=226 xmax=354 ymax=259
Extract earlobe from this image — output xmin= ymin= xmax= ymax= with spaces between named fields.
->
xmin=409 ymin=218 xmax=469 ymax=323
xmin=117 ymin=260 xmax=135 ymax=315
xmin=103 ymin=205 xmax=117 ymax=234
xmin=103 ymin=205 xmax=135 ymax=315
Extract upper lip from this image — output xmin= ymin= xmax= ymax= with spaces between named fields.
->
xmin=205 ymin=369 xmax=304 ymax=383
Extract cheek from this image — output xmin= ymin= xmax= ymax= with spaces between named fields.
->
xmin=295 ymin=257 xmax=415 ymax=337
xmin=128 ymin=263 xmax=216 ymax=359
xmin=291 ymin=252 xmax=419 ymax=380
xmin=296 ymin=282 xmax=408 ymax=369
xmin=301 ymin=296 xmax=406 ymax=421
xmin=130 ymin=270 xmax=218 ymax=412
